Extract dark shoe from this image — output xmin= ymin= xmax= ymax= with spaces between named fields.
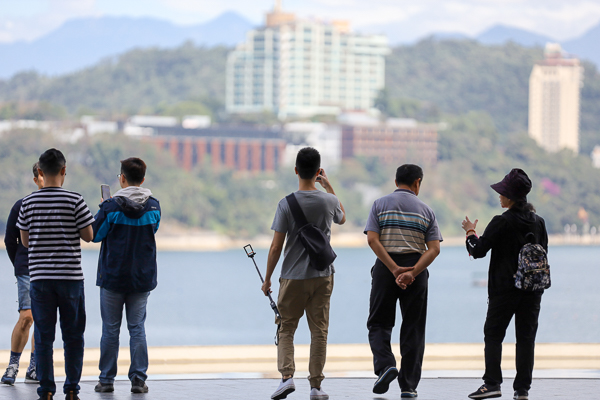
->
xmin=64 ymin=391 xmax=79 ymax=400
xmin=1 ymin=365 xmax=18 ymax=385
xmin=37 ymin=393 xmax=53 ymax=400
xmin=373 ymin=367 xmax=398 ymax=394
xmin=401 ymin=388 xmax=418 ymax=398
xmin=514 ymin=389 xmax=529 ymax=400
xmin=468 ymin=384 xmax=502 ymax=399
xmin=94 ymin=381 xmax=115 ymax=392
xmin=25 ymin=367 xmax=39 ymax=384
xmin=131 ymin=376 xmax=149 ymax=393
xmin=373 ymin=366 xmax=398 ymax=394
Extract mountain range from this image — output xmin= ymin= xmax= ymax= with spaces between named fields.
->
xmin=0 ymin=11 xmax=598 ymax=79
xmin=0 ymin=11 xmax=253 ymax=78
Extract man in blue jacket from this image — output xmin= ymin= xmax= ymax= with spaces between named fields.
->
xmin=2 ymin=163 xmax=43 ymax=386
xmin=91 ymin=157 xmax=160 ymax=394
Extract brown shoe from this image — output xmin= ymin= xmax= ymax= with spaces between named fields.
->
xmin=64 ymin=390 xmax=79 ymax=400
xmin=131 ymin=376 xmax=149 ymax=393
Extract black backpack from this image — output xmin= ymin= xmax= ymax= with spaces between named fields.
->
xmin=514 ymin=232 xmax=551 ymax=291
xmin=506 ymin=216 xmax=551 ymax=291
xmin=285 ymin=193 xmax=337 ymax=271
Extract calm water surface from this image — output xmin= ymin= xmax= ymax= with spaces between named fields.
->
xmin=0 ymin=245 xmax=597 ymax=349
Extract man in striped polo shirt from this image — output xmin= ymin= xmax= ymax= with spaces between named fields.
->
xmin=17 ymin=148 xmax=94 ymax=400
xmin=365 ymin=164 xmax=442 ymax=399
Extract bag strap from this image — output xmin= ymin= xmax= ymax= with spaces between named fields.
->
xmin=286 ymin=193 xmax=309 ymax=228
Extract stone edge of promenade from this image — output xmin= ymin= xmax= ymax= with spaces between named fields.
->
xmin=1 ymin=343 xmax=598 ymax=376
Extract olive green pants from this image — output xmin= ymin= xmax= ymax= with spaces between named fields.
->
xmin=277 ymin=274 xmax=334 ymax=388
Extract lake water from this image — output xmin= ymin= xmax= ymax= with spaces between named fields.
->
xmin=0 ymin=245 xmax=598 ymax=349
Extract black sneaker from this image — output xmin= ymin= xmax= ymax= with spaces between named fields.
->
xmin=1 ymin=365 xmax=18 ymax=385
xmin=513 ymin=389 xmax=529 ymax=399
xmin=94 ymin=381 xmax=115 ymax=392
xmin=468 ymin=384 xmax=501 ymax=399
xmin=64 ymin=391 xmax=79 ymax=400
xmin=25 ymin=367 xmax=39 ymax=383
xmin=373 ymin=366 xmax=398 ymax=394
xmin=131 ymin=376 xmax=149 ymax=393
xmin=401 ymin=388 xmax=418 ymax=398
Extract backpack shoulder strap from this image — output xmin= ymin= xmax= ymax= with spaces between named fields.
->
xmin=286 ymin=193 xmax=309 ymax=228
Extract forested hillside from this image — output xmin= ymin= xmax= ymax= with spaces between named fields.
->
xmin=0 ymin=43 xmax=227 ymax=119
xmin=382 ymin=39 xmax=600 ymax=154
xmin=1 ymin=39 xmax=598 ymax=152
xmin=1 ymin=39 xmax=600 ymax=236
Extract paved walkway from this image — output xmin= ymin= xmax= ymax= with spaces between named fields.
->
xmin=0 ymin=377 xmax=597 ymax=399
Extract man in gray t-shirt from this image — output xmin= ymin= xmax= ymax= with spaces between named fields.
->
xmin=262 ymin=147 xmax=345 ymax=400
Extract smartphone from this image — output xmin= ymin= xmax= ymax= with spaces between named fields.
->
xmin=101 ymin=184 xmax=111 ymax=201
xmin=316 ymin=168 xmax=324 ymax=181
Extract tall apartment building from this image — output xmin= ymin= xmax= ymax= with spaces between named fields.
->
xmin=528 ymin=43 xmax=583 ymax=153
xmin=226 ymin=1 xmax=389 ymax=119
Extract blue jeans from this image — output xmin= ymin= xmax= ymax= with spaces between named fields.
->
xmin=30 ymin=280 xmax=86 ymax=397
xmin=17 ymin=275 xmax=31 ymax=312
xmin=99 ymin=288 xmax=150 ymax=383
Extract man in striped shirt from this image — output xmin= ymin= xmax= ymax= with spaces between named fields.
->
xmin=17 ymin=148 xmax=94 ymax=400
xmin=364 ymin=164 xmax=442 ymax=399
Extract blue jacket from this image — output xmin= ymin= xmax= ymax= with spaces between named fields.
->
xmin=4 ymin=198 xmax=29 ymax=276
xmin=92 ymin=194 xmax=161 ymax=293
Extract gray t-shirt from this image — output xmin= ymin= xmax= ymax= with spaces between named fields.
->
xmin=271 ymin=190 xmax=344 ymax=280
xmin=364 ymin=189 xmax=443 ymax=254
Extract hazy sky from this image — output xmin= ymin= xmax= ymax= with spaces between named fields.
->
xmin=1 ymin=0 xmax=600 ymax=43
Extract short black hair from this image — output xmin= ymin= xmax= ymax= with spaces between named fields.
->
xmin=295 ymin=147 xmax=321 ymax=179
xmin=120 ymin=157 xmax=147 ymax=185
xmin=32 ymin=162 xmax=39 ymax=178
xmin=38 ymin=148 xmax=66 ymax=176
xmin=396 ymin=164 xmax=424 ymax=186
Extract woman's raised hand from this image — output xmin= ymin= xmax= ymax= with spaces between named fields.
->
xmin=461 ymin=216 xmax=478 ymax=233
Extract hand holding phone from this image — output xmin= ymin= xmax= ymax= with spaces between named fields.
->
xmin=316 ymin=168 xmax=324 ymax=181
xmin=316 ymin=168 xmax=331 ymax=190
xmin=101 ymin=184 xmax=111 ymax=202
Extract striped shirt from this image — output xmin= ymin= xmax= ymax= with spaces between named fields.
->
xmin=364 ymin=189 xmax=443 ymax=254
xmin=16 ymin=187 xmax=94 ymax=281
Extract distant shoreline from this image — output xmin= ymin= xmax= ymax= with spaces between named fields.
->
xmin=96 ymin=232 xmax=600 ymax=251
xmin=1 ymin=233 xmax=598 ymax=252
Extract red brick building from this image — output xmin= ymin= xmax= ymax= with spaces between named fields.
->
xmin=142 ymin=126 xmax=287 ymax=172
xmin=341 ymin=121 xmax=438 ymax=165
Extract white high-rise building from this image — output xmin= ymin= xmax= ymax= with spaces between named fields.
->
xmin=528 ymin=43 xmax=584 ymax=153
xmin=226 ymin=1 xmax=389 ymax=119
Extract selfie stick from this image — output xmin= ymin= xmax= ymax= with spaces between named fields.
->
xmin=244 ymin=244 xmax=281 ymax=345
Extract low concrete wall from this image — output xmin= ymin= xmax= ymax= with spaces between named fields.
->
xmin=2 ymin=343 xmax=599 ymax=377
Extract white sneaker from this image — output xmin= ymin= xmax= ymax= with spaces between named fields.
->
xmin=310 ymin=387 xmax=329 ymax=400
xmin=272 ymin=378 xmax=296 ymax=400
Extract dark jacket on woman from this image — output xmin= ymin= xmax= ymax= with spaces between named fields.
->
xmin=4 ymin=198 xmax=29 ymax=276
xmin=466 ymin=208 xmax=548 ymax=296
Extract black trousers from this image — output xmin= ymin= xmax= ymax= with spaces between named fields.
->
xmin=483 ymin=289 xmax=542 ymax=390
xmin=367 ymin=253 xmax=428 ymax=391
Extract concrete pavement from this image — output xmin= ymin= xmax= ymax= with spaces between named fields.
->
xmin=0 ymin=377 xmax=597 ymax=399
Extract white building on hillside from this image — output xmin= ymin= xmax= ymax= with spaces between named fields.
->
xmin=528 ymin=43 xmax=583 ymax=153
xmin=226 ymin=1 xmax=389 ymax=119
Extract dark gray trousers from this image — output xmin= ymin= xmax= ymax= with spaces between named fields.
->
xmin=367 ymin=253 xmax=428 ymax=391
